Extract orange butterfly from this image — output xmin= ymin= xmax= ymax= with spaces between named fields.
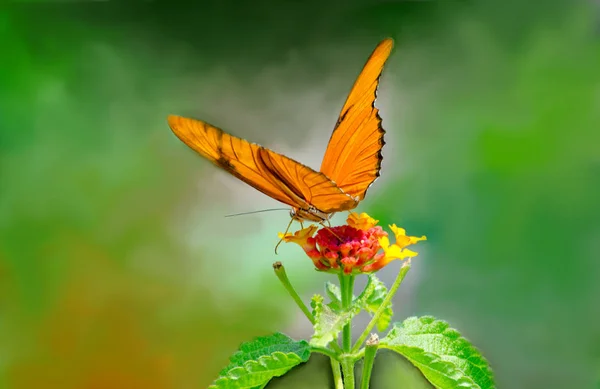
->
xmin=168 ymin=38 xmax=394 ymax=224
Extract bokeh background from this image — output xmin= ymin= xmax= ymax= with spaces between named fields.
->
xmin=1 ymin=0 xmax=599 ymax=388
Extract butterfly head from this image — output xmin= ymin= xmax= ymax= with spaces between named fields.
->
xmin=290 ymin=207 xmax=331 ymax=223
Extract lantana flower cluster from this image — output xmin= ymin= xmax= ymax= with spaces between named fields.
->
xmin=278 ymin=213 xmax=426 ymax=274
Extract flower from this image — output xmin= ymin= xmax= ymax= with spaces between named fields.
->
xmin=278 ymin=212 xmax=427 ymax=274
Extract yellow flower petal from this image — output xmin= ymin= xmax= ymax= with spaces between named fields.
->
xmin=390 ymin=224 xmax=426 ymax=248
xmin=382 ymin=244 xmax=404 ymax=259
xmin=347 ymin=212 xmax=379 ymax=230
xmin=278 ymin=225 xmax=318 ymax=245
xmin=377 ymin=236 xmax=391 ymax=250
xmin=389 ymin=224 xmax=405 ymax=236
xmin=395 ymin=248 xmax=418 ymax=259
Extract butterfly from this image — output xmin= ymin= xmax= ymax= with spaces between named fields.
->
xmin=168 ymin=38 xmax=394 ymax=225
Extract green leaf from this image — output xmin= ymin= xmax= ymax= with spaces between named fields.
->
xmin=381 ymin=316 xmax=495 ymax=389
xmin=355 ymin=274 xmax=394 ymax=331
xmin=210 ymin=352 xmax=308 ymax=389
xmin=310 ymin=294 xmax=354 ymax=347
xmin=220 ymin=333 xmax=310 ymax=375
xmin=325 ymin=281 xmax=342 ymax=311
xmin=379 ymin=344 xmax=480 ymax=389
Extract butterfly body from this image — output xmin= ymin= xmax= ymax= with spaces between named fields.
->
xmin=168 ymin=38 xmax=394 ymax=222
xmin=291 ymin=204 xmax=341 ymax=223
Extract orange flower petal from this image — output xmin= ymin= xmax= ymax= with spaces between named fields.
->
xmin=347 ymin=212 xmax=379 ymax=231
xmin=278 ymin=225 xmax=319 ymax=252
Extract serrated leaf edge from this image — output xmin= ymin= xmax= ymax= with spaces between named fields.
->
xmin=210 ymin=351 xmax=306 ymax=389
xmin=354 ymin=274 xmax=393 ymax=332
xmin=379 ymin=344 xmax=480 ymax=389
xmin=220 ymin=333 xmax=309 ymax=376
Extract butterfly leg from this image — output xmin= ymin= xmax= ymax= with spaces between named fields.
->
xmin=274 ymin=217 xmax=295 ymax=254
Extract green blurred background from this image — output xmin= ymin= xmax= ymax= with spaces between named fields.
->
xmin=1 ymin=1 xmax=599 ymax=388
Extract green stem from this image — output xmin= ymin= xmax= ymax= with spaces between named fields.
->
xmin=310 ymin=346 xmax=339 ymax=360
xmin=360 ymin=334 xmax=379 ymax=389
xmin=352 ymin=260 xmax=411 ymax=353
xmin=339 ymin=274 xmax=355 ymax=352
xmin=273 ymin=262 xmax=315 ymax=324
xmin=273 ymin=262 xmax=345 ymax=356
xmin=329 ymin=341 xmax=344 ymax=355
xmin=330 ymin=358 xmax=344 ymax=389
xmin=341 ymin=356 xmax=355 ymax=389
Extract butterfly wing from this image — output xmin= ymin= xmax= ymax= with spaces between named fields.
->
xmin=320 ymin=38 xmax=394 ymax=201
xmin=168 ymin=115 xmax=356 ymax=214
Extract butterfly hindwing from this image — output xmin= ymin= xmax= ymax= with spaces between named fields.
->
xmin=167 ymin=115 xmax=356 ymax=214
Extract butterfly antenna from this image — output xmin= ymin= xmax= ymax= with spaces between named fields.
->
xmin=224 ymin=208 xmax=289 ymax=218
xmin=275 ymin=217 xmax=295 ymax=255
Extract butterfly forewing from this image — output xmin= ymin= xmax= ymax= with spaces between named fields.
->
xmin=320 ymin=38 xmax=394 ymax=201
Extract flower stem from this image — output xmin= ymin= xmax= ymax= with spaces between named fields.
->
xmin=338 ymin=273 xmax=355 ymax=352
xmin=352 ymin=260 xmax=411 ymax=353
xmin=341 ymin=356 xmax=355 ymax=389
xmin=273 ymin=262 xmax=315 ymax=324
xmin=273 ymin=264 xmax=345 ymax=356
xmin=360 ymin=334 xmax=379 ymax=389
xmin=330 ymin=358 xmax=344 ymax=389
xmin=342 ymin=358 xmax=355 ymax=389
